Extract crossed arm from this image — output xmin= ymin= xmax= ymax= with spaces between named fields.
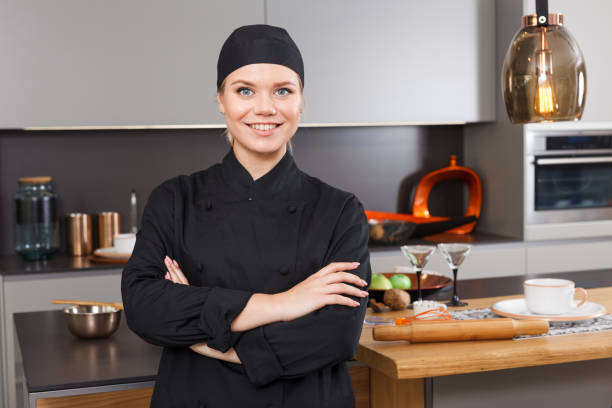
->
xmin=162 ymin=256 xmax=368 ymax=364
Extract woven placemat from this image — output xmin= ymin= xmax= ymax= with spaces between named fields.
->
xmin=451 ymin=308 xmax=612 ymax=338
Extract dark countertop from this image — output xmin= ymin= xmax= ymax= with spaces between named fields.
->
xmin=15 ymin=309 xmax=161 ymax=393
xmin=0 ymin=254 xmax=124 ymax=276
xmin=14 ymin=269 xmax=612 ymax=394
xmin=1 ymin=232 xmax=520 ymax=276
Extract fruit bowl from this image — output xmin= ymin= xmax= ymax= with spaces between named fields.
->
xmin=368 ymin=272 xmax=452 ymax=302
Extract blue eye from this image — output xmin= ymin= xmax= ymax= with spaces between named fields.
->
xmin=275 ymin=88 xmax=292 ymax=96
xmin=237 ymin=87 xmax=253 ymax=96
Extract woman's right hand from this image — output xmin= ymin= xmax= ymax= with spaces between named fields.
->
xmin=277 ymin=262 xmax=368 ymax=322
xmin=161 ymin=257 xmax=368 ymax=331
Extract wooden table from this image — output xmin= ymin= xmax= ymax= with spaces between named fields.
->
xmin=356 ymin=287 xmax=612 ymax=408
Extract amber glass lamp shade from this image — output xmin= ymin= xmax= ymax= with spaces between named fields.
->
xmin=502 ymin=14 xmax=586 ymax=124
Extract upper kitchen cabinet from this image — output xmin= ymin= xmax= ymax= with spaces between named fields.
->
xmin=523 ymin=0 xmax=612 ymax=122
xmin=0 ymin=1 xmax=264 ymax=128
xmin=267 ymin=0 xmax=495 ymax=125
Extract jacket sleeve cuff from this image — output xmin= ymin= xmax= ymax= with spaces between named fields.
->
xmin=234 ymin=326 xmax=283 ymax=386
xmin=199 ymin=287 xmax=252 ymax=352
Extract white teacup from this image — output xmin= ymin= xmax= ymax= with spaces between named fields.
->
xmin=113 ymin=233 xmax=136 ymax=254
xmin=523 ymin=278 xmax=588 ymax=315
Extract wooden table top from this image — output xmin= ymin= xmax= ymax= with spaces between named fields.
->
xmin=356 ymin=286 xmax=612 ymax=380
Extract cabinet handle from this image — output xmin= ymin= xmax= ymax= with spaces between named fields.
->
xmin=536 ymin=157 xmax=612 ymax=165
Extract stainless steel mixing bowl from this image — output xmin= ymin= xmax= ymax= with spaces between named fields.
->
xmin=64 ymin=305 xmax=121 ymax=339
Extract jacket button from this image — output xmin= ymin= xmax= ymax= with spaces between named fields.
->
xmin=279 ymin=266 xmax=290 ymax=276
xmin=206 ymin=201 xmax=213 ymax=211
xmin=287 ymin=205 xmax=297 ymax=214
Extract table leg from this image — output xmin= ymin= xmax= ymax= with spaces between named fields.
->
xmin=370 ymin=368 xmax=424 ymax=408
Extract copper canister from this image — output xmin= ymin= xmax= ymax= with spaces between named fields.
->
xmin=66 ymin=213 xmax=93 ymax=256
xmin=98 ymin=212 xmax=121 ymax=248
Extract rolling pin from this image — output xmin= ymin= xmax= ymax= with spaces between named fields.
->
xmin=52 ymin=299 xmax=124 ymax=310
xmin=373 ymin=318 xmax=549 ymax=342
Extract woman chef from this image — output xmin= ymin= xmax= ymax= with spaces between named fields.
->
xmin=121 ymin=24 xmax=371 ymax=408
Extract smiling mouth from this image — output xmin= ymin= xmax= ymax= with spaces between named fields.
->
xmin=248 ymin=123 xmax=281 ymax=131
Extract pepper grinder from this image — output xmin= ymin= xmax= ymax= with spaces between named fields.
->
xmin=98 ymin=212 xmax=121 ymax=248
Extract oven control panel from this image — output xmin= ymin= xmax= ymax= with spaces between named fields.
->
xmin=546 ymin=135 xmax=612 ymax=151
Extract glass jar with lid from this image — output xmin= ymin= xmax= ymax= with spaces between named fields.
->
xmin=14 ymin=177 xmax=60 ymax=261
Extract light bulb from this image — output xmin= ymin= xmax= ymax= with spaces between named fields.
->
xmin=533 ymin=30 xmax=557 ymax=117
xmin=535 ymin=57 xmax=557 ymax=115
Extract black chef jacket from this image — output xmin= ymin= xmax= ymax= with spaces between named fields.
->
xmin=121 ymin=149 xmax=371 ymax=408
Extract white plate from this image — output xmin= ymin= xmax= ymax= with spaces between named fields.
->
xmin=491 ymin=298 xmax=607 ymax=321
xmin=93 ymin=247 xmax=131 ymax=259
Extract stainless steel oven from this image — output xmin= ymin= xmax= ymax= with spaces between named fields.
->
xmin=525 ymin=127 xmax=612 ymax=240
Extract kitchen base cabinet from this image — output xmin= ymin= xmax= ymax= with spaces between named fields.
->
xmin=432 ymin=359 xmax=612 ymax=408
xmin=526 ymin=239 xmax=612 ymax=274
xmin=2 ymin=269 xmax=123 ymax=408
xmin=32 ymin=386 xmax=153 ymax=408
xmin=370 ymin=244 xmax=527 ymax=280
xmin=371 ymin=236 xmax=612 ymax=279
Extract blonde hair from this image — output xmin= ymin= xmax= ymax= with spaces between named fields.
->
xmin=217 ymin=77 xmax=303 ymax=154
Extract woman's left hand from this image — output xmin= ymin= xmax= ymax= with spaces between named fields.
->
xmin=164 ymin=256 xmax=189 ymax=285
xmin=189 ymin=343 xmax=242 ymax=364
xmin=164 ymin=256 xmax=242 ymax=365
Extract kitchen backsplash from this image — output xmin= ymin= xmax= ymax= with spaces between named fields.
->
xmin=0 ymin=125 xmax=464 ymax=256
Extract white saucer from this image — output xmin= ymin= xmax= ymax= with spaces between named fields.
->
xmin=93 ymin=247 xmax=132 ymax=259
xmin=491 ymin=298 xmax=607 ymax=321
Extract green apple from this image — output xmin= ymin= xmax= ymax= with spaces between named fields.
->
xmin=390 ymin=274 xmax=412 ymax=290
xmin=370 ymin=273 xmax=392 ymax=290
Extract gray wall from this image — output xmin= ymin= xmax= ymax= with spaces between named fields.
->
xmin=463 ymin=0 xmax=525 ymax=239
xmin=0 ymin=125 xmax=463 ymax=255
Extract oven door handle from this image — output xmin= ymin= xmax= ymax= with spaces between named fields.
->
xmin=536 ymin=157 xmax=612 ymax=165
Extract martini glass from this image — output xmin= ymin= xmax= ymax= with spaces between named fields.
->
xmin=400 ymin=245 xmax=437 ymax=302
xmin=438 ymin=243 xmax=472 ymax=307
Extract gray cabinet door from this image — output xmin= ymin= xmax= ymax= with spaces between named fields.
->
xmin=0 ymin=0 xmax=264 ymax=128
xmin=267 ymin=0 xmax=495 ymax=124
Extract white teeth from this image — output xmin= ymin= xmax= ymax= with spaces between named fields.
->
xmin=250 ymin=123 xmax=278 ymax=131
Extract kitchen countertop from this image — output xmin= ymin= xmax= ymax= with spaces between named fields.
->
xmin=13 ymin=269 xmax=612 ymax=394
xmin=0 ymin=253 xmax=122 ymax=276
xmin=14 ymin=309 xmax=160 ymax=393
xmin=1 ymin=232 xmax=519 ymax=276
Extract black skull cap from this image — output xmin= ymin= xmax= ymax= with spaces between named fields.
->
xmin=217 ymin=24 xmax=304 ymax=89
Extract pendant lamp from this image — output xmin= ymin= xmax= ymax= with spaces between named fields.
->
xmin=502 ymin=0 xmax=586 ymax=124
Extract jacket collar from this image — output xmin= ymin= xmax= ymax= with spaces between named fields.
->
xmin=220 ymin=148 xmax=298 ymax=200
